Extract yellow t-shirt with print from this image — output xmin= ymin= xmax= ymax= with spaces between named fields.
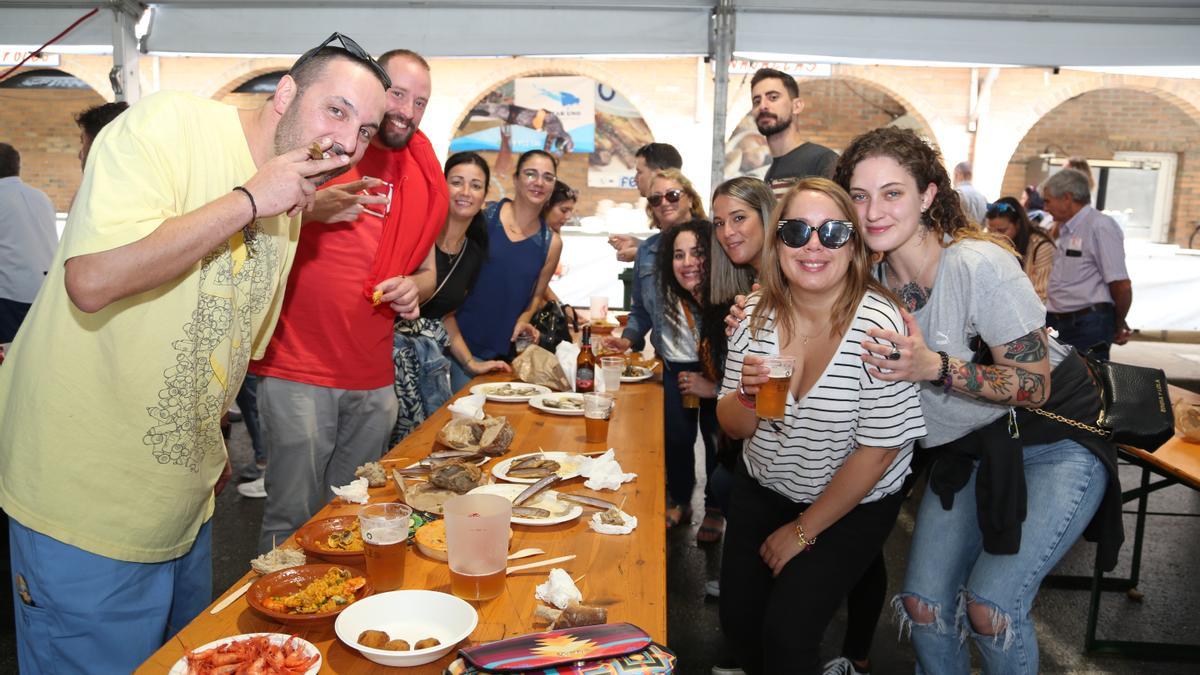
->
xmin=0 ymin=91 xmax=299 ymax=563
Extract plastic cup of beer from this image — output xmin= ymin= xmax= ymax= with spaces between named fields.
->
xmin=590 ymin=295 xmax=609 ymax=323
xmin=444 ymin=493 xmax=511 ymax=601
xmin=756 ymin=356 xmax=795 ymax=420
xmin=583 ymin=393 xmax=614 ymax=444
xmin=358 ymin=502 xmax=412 ymax=592
xmin=600 ymin=356 xmax=623 ymax=393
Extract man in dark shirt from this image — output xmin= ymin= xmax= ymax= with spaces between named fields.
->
xmin=751 ymin=67 xmax=838 ymax=194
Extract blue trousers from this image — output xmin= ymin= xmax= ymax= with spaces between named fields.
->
xmin=9 ymin=517 xmax=212 ymax=674
xmin=1047 ymin=304 xmax=1115 ymax=361
xmin=662 ymin=359 xmax=718 ymax=509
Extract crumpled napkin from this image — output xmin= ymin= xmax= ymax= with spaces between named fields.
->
xmin=535 ymin=568 xmax=582 ymax=610
xmin=588 ymin=509 xmax=638 ymax=535
xmin=448 ymin=393 xmax=485 ymax=421
xmin=331 ymin=477 xmax=369 ymax=504
xmin=556 ymin=341 xmax=581 ymax=391
xmin=577 ymin=449 xmax=637 ymax=491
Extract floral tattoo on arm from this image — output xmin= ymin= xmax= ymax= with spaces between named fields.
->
xmin=949 ymin=330 xmax=1048 ymax=406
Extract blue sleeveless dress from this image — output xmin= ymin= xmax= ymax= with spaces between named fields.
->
xmin=454 ymin=199 xmax=551 ymax=360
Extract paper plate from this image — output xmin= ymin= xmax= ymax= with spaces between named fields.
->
xmin=467 ymin=483 xmax=583 ymax=526
xmin=170 ymin=633 xmax=321 ymax=675
xmin=528 ymin=392 xmax=585 ymax=416
xmin=469 ymin=382 xmax=552 ymax=402
xmin=620 ymin=366 xmax=654 ymax=383
xmin=491 ymin=451 xmax=585 ymax=484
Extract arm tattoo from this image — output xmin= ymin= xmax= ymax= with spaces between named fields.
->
xmin=893 ymin=282 xmax=933 ymax=313
xmin=956 ymin=362 xmax=1012 ymax=396
xmin=1002 ymin=330 xmax=1047 ymax=363
xmin=952 ymin=361 xmax=1047 ymax=405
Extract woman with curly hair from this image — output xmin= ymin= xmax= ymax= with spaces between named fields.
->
xmin=985 ymin=196 xmax=1055 ymax=303
xmin=835 ymin=127 xmax=1120 ymax=674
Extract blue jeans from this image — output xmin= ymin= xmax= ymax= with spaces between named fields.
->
xmin=236 ymin=372 xmax=265 ymax=469
xmin=1047 ymin=304 xmax=1115 ymax=361
xmin=10 ymin=517 xmax=212 ymax=674
xmin=662 ymin=359 xmax=718 ymax=509
xmin=897 ymin=439 xmax=1105 ymax=675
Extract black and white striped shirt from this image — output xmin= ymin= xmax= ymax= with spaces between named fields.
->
xmin=721 ymin=290 xmax=927 ymax=504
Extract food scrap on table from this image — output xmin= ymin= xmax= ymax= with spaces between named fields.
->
xmin=355 ymin=461 xmax=388 ymax=488
xmin=263 ymin=567 xmax=365 ymax=615
xmin=250 ymin=546 xmax=307 ymax=576
xmin=588 ymin=508 xmax=638 ymax=535
xmin=534 ymin=601 xmax=609 ymax=630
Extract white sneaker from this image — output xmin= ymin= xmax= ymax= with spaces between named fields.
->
xmin=705 ymin=579 xmax=720 ymax=598
xmin=823 ymin=657 xmax=869 ymax=675
xmin=237 ymin=477 xmax=266 ymax=498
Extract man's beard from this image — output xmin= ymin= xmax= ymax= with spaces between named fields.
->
xmin=377 ymin=111 xmax=415 ymax=149
xmin=755 ymin=113 xmax=790 ymax=138
xmin=274 ymin=103 xmax=349 ymax=186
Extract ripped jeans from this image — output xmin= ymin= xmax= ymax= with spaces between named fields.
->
xmin=896 ymin=438 xmax=1105 ymax=674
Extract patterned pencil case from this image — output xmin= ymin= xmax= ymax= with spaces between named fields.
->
xmin=446 ymin=623 xmax=676 ymax=674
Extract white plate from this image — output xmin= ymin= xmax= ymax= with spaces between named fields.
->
xmin=467 ymin=483 xmax=584 ymax=526
xmin=470 ymin=382 xmax=552 ymax=402
xmin=170 ymin=633 xmax=321 ymax=675
xmin=620 ymin=367 xmax=654 ymax=383
xmin=335 ymin=590 xmax=477 ymax=667
xmin=491 ymin=451 xmax=586 ymax=484
xmin=528 ymin=392 xmax=585 ymax=416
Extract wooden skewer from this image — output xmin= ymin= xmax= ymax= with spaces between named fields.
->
xmin=506 ymin=554 xmax=576 ymax=575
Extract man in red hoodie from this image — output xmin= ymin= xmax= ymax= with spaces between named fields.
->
xmin=249 ymin=50 xmax=449 ymax=551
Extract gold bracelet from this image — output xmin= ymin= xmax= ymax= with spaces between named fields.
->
xmin=794 ymin=520 xmax=817 ymax=549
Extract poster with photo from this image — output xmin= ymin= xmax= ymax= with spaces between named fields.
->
xmin=588 ymin=85 xmax=653 ymax=189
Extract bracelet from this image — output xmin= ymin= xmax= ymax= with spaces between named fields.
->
xmin=736 ymin=382 xmax=756 ymax=409
xmin=794 ymin=519 xmax=817 ymax=549
xmin=232 ymin=186 xmax=258 ymax=249
xmin=930 ymin=351 xmax=950 ymax=388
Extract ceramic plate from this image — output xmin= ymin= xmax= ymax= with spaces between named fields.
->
xmin=169 ymin=633 xmax=321 ymax=675
xmin=491 ymin=451 xmax=585 ymax=484
xmin=469 ymin=382 xmax=552 ymax=402
xmin=620 ymin=366 xmax=654 ymax=383
xmin=467 ymin=483 xmax=583 ymax=526
xmin=528 ymin=392 xmax=585 ymax=416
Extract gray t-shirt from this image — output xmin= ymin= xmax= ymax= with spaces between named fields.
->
xmin=886 ymin=238 xmax=1068 ymax=446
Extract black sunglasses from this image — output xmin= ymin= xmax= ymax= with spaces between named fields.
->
xmin=776 ymin=218 xmax=855 ymax=249
xmin=648 ymin=189 xmax=683 ymax=208
xmin=295 ymin=32 xmax=391 ymax=90
xmin=986 ymin=202 xmax=1015 ymax=219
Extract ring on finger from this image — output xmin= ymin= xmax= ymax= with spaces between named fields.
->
xmin=887 ymin=348 xmax=902 ymax=361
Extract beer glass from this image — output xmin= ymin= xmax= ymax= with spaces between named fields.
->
xmin=445 ymin=494 xmax=511 ymax=601
xmin=583 ymin=393 xmax=614 ymax=444
xmin=756 ymin=356 xmax=795 ymax=420
xmin=358 ymin=502 xmax=412 ymax=591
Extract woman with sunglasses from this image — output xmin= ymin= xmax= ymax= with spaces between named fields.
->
xmin=392 ymin=152 xmax=496 ymax=443
xmin=605 ymin=168 xmax=708 ymax=528
xmin=837 ymin=127 xmax=1118 ymax=674
xmin=716 ymin=177 xmax=926 ymax=674
xmin=985 ymin=197 xmax=1055 ymax=303
xmin=446 ymin=149 xmax=563 ymax=390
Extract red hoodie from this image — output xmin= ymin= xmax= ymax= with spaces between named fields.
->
xmin=250 ymin=130 xmax=449 ymax=389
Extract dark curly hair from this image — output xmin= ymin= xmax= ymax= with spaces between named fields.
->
xmin=832 ymin=127 xmax=1008 ymax=251
xmin=656 ymin=218 xmax=712 ymax=321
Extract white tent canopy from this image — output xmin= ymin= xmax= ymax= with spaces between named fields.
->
xmin=2 ymin=1 xmax=1200 ymax=66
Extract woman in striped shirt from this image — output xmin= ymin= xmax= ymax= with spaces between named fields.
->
xmin=716 ymin=177 xmax=927 ymax=674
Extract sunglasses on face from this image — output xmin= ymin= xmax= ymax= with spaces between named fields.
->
xmin=520 ymin=169 xmax=557 ymax=185
xmin=776 ymin=218 xmax=855 ymax=249
xmin=648 ymin=189 xmax=683 ymax=208
xmin=294 ymin=32 xmax=391 ymax=89
xmin=986 ymin=202 xmax=1015 ymax=219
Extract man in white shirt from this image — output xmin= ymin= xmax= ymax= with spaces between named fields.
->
xmin=0 ymin=143 xmax=58 ymax=342
xmin=953 ymin=161 xmax=989 ymax=226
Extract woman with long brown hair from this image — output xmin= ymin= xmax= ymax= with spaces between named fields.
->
xmin=716 ymin=177 xmax=926 ymax=673
xmin=985 ymin=196 xmax=1055 ymax=302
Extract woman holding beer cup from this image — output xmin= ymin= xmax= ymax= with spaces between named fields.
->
xmin=715 ymin=177 xmax=926 ymax=673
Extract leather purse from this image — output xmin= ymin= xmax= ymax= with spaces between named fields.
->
xmin=529 ymin=300 xmax=579 ymax=353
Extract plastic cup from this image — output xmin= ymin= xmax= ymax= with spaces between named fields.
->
xmin=590 ymin=296 xmax=609 ymax=323
xmin=358 ymin=502 xmax=412 ymax=591
xmin=757 ymin=356 xmax=795 ymax=420
xmin=600 ymin=356 xmax=623 ymax=393
xmin=444 ymin=494 xmax=511 ymax=601
xmin=583 ymin=393 xmax=614 ymax=443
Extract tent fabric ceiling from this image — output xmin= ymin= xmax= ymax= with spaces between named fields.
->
xmin=1 ymin=1 xmax=1199 ymax=65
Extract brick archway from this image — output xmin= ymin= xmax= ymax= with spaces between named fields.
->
xmin=201 ymin=58 xmax=295 ymax=101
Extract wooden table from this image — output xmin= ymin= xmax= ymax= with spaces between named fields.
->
xmin=138 ymin=374 xmax=666 ymax=673
xmin=1055 ymin=385 xmax=1200 ymax=660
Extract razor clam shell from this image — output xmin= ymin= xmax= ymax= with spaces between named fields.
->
xmin=510 ymin=454 xmax=545 ymax=470
xmin=556 ymin=493 xmax=618 ymax=510
xmin=511 ymin=506 xmax=552 ymax=519
xmin=507 ymin=467 xmax=555 ymax=479
xmin=397 ymin=465 xmax=432 ymax=476
xmin=513 ymin=475 xmax=561 ymax=506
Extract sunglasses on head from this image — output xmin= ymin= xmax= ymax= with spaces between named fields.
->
xmin=294 ymin=32 xmax=391 ymax=89
xmin=776 ymin=218 xmax=855 ymax=249
xmin=985 ymin=202 xmax=1015 ymax=219
xmin=648 ymin=189 xmax=683 ymax=208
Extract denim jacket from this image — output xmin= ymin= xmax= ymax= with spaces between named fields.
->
xmin=622 ymin=233 xmax=697 ymax=362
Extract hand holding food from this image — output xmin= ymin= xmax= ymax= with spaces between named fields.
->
xmin=308 ymin=177 xmax=389 ymax=223
xmin=242 ymin=138 xmax=351 ymax=218
xmin=374 ymin=275 xmax=420 ymax=318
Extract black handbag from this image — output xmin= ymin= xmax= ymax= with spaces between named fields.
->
xmin=528 ymin=300 xmax=578 ymax=352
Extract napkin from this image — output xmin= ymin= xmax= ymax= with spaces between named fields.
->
xmin=535 ymin=568 xmax=583 ymax=610
xmin=448 ymin=393 xmax=486 ymax=421
xmin=588 ymin=510 xmax=638 ymax=535
xmin=330 ymin=477 xmax=370 ymax=504
xmin=555 ymin=341 xmax=580 ymax=391
xmin=577 ymin=449 xmax=637 ymax=491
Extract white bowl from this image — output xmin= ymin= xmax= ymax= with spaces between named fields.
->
xmin=334 ymin=590 xmax=478 ymax=667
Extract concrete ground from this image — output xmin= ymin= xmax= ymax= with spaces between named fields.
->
xmin=2 ymin=339 xmax=1198 ymax=672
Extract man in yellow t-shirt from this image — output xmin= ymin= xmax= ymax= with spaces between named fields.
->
xmin=0 ymin=35 xmax=387 ymax=674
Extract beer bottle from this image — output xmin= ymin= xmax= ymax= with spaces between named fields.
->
xmin=576 ymin=325 xmax=595 ymax=393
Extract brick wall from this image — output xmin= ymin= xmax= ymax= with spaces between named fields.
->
xmin=1000 ymin=88 xmax=1200 ymax=247
xmin=0 ymin=87 xmax=106 ymax=211
xmin=794 ymin=78 xmax=912 ymax=153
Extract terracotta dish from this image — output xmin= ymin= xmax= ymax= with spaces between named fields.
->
xmin=247 ymin=564 xmax=373 ymax=626
xmin=294 ymin=516 xmax=365 ymax=564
